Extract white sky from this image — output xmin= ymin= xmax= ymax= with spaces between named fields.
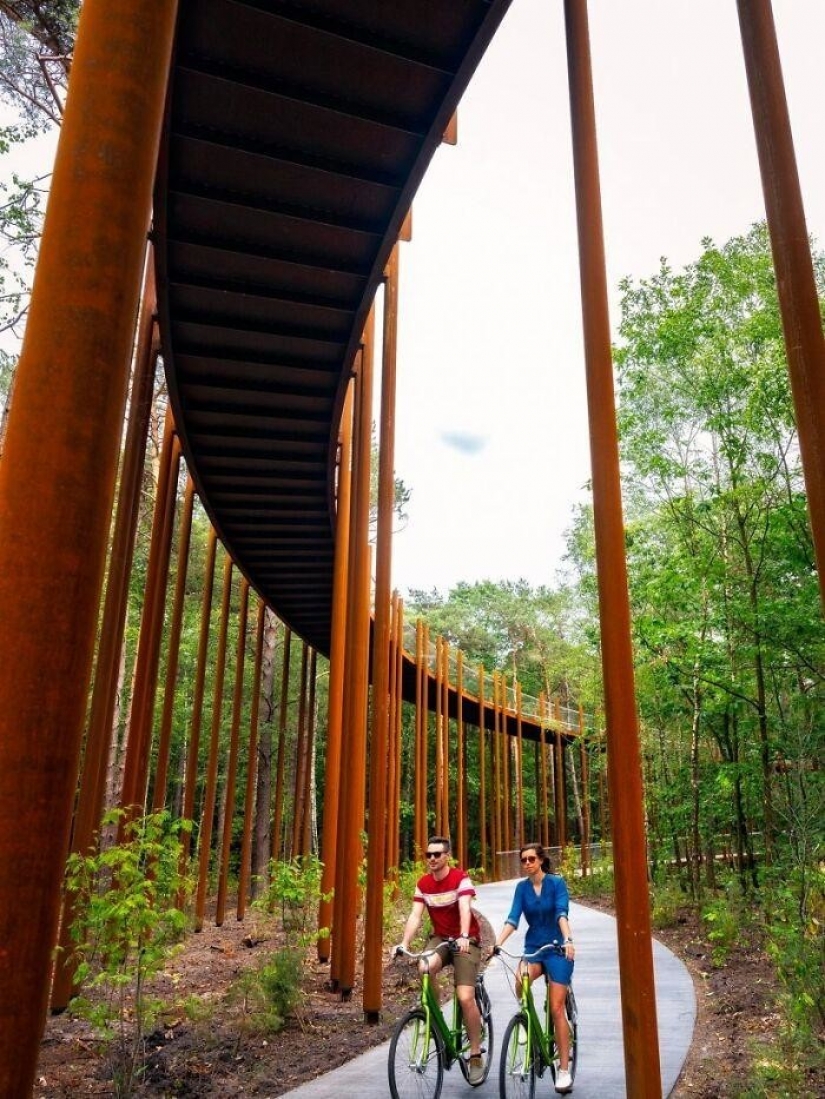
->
xmin=3 ymin=1 xmax=824 ymax=599
xmin=388 ymin=0 xmax=825 ymax=596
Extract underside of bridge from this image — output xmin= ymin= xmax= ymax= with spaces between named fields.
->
xmin=155 ymin=0 xmax=514 ymax=657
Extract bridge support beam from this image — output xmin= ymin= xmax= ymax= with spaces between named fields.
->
xmin=238 ymin=599 xmax=267 ymax=922
xmin=318 ymin=385 xmax=353 ymax=961
xmin=0 ymin=0 xmax=178 ymax=1089
xmin=564 ymin=0 xmax=663 ymax=1095
xmin=737 ymin=1 xmax=825 ymax=611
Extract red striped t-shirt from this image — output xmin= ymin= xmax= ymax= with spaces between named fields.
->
xmin=414 ymin=866 xmax=480 ymax=941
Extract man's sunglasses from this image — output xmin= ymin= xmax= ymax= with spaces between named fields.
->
xmin=425 ymin=850 xmax=445 ymax=859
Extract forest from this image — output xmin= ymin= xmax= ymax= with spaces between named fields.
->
xmin=1 ymin=4 xmax=822 ymax=1097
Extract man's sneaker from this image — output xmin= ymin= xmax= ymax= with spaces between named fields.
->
xmin=468 ymin=1055 xmax=484 ymax=1085
xmin=555 ymin=1066 xmax=573 ymax=1093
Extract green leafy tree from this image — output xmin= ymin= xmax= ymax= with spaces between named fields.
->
xmin=64 ymin=809 xmax=192 ymax=1097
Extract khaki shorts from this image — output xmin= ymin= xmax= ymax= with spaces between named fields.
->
xmin=425 ymin=936 xmax=481 ymax=988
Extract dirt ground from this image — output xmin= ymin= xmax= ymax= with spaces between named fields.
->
xmin=34 ymin=897 xmax=821 ymax=1098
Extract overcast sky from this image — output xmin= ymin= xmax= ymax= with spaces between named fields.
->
xmin=3 ymin=2 xmax=824 ymax=600
xmin=387 ymin=0 xmax=825 ymax=597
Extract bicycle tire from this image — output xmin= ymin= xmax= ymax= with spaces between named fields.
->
xmin=457 ymin=976 xmax=495 ymax=1086
xmin=499 ymin=1013 xmax=536 ymax=1099
xmin=388 ymin=1008 xmax=444 ymax=1099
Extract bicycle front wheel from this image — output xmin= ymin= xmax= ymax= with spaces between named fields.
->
xmin=499 ymin=1013 xmax=536 ymax=1099
xmin=388 ymin=1008 xmax=444 ymax=1099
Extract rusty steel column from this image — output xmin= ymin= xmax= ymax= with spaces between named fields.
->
xmin=178 ymin=526 xmax=218 ymax=894
xmin=420 ymin=622 xmax=432 ymax=851
xmin=216 ymin=578 xmax=250 ymax=926
xmin=478 ymin=666 xmax=488 ymax=877
xmin=331 ymin=364 xmax=366 ymax=987
xmin=554 ymin=714 xmax=567 ymax=849
xmin=392 ymin=595 xmax=404 ymax=876
xmin=564 ymin=1 xmax=662 ymax=1092
xmin=434 ymin=636 xmax=444 ymax=834
xmin=385 ymin=590 xmax=400 ymax=876
xmin=456 ymin=650 xmax=467 ymax=870
xmin=539 ymin=694 xmax=550 ymax=850
xmin=414 ymin=618 xmax=426 ymax=858
xmin=194 ymin=552 xmax=233 ymax=932
xmin=0 ymin=0 xmax=179 ymax=1083
xmin=337 ymin=310 xmax=375 ymax=1000
xmin=317 ymin=384 xmax=353 ymax=960
xmin=442 ymin=642 xmax=452 ymax=836
xmin=51 ymin=270 xmax=159 ymax=1014
xmin=364 ymin=249 xmax=400 ymax=1017
xmin=579 ymin=706 xmax=591 ymax=876
xmin=152 ymin=475 xmax=196 ymax=810
xmin=501 ymin=676 xmax=513 ymax=853
xmin=291 ymin=641 xmax=311 ymax=859
xmin=491 ymin=673 xmax=502 ymax=877
xmin=238 ymin=598 xmax=266 ymax=921
xmin=738 ymin=2 xmax=825 ymax=608
xmin=271 ymin=626 xmax=292 ymax=863
xmin=302 ymin=649 xmax=318 ymax=856
xmin=119 ymin=412 xmax=181 ymax=823
xmin=516 ymin=682 xmax=525 ymax=848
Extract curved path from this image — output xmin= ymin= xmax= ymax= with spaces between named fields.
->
xmin=283 ymin=881 xmax=696 ymax=1098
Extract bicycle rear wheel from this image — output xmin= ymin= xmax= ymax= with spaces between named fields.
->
xmin=388 ymin=1008 xmax=444 ymax=1099
xmin=499 ymin=1013 xmax=536 ymax=1099
xmin=457 ymin=975 xmax=495 ymax=1086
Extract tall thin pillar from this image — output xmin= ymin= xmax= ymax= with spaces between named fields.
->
xmin=738 ymin=1 xmax=825 ymax=609
xmin=336 ymin=310 xmax=375 ymax=998
xmin=216 ymin=579 xmax=250 ymax=926
xmin=152 ymin=475 xmax=196 ymax=810
xmin=317 ymin=385 xmax=353 ymax=959
xmin=51 ymin=268 xmax=159 ymax=1014
xmin=0 ymin=0 xmax=178 ymax=1085
xmin=178 ymin=526 xmax=218 ymax=894
xmin=271 ymin=627 xmax=292 ymax=862
xmin=194 ymin=552 xmax=233 ymax=932
xmin=238 ymin=599 xmax=266 ymax=921
xmin=478 ymin=667 xmax=488 ymax=877
xmin=564 ymin=2 xmax=662 ymax=1092
xmin=119 ymin=413 xmax=181 ymax=823
xmin=364 ymin=248 xmax=400 ymax=1018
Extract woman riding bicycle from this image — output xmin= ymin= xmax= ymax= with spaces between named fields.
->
xmin=494 ymin=842 xmax=576 ymax=1094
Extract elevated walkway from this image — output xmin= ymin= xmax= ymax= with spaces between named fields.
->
xmin=282 ymin=882 xmax=696 ymax=1098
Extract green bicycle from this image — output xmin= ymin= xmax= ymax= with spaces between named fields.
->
xmin=389 ymin=941 xmax=494 ymax=1099
xmin=496 ymin=943 xmax=578 ymax=1098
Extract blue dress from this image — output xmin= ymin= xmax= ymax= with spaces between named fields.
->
xmin=504 ymin=874 xmax=574 ymax=985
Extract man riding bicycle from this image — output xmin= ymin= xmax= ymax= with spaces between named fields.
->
xmin=397 ymin=836 xmax=485 ymax=1085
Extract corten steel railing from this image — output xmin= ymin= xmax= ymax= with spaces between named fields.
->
xmin=3 ymin=2 xmax=824 ymax=1097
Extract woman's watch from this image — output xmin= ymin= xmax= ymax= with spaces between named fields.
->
xmin=564 ymin=937 xmax=574 ymax=944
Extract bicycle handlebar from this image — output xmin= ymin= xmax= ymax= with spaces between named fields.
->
xmin=393 ymin=939 xmax=458 ymax=960
xmin=493 ymin=942 xmax=565 ymax=961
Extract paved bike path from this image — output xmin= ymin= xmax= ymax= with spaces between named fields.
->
xmin=282 ymin=880 xmax=696 ymax=1098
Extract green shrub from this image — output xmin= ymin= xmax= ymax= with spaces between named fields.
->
xmin=228 ymin=949 xmax=303 ymax=1037
xmin=64 ymin=809 xmax=192 ymax=1097
xmin=255 ymin=854 xmax=331 ymax=950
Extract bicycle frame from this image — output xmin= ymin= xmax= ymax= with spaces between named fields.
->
xmin=418 ymin=960 xmax=464 ymax=1067
xmin=515 ymin=966 xmax=554 ymax=1073
xmin=500 ymin=943 xmax=568 ymax=1077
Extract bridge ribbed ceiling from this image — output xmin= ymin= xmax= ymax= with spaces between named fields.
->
xmin=154 ymin=0 xmax=513 ymax=655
